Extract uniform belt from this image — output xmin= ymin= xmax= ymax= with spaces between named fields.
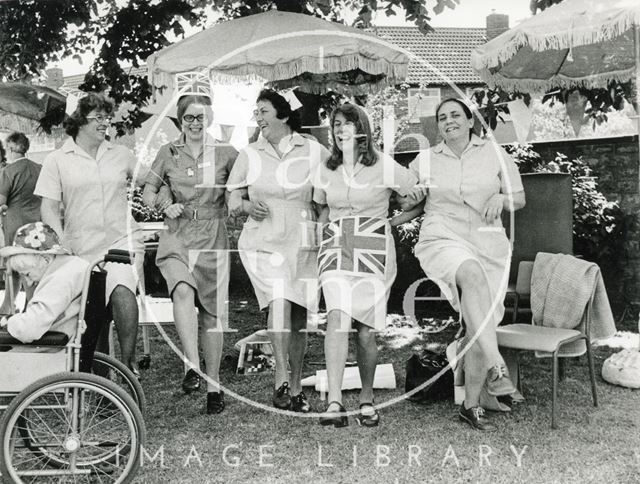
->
xmin=180 ymin=207 xmax=225 ymax=220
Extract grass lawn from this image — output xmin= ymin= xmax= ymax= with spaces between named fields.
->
xmin=131 ymin=300 xmax=640 ymax=484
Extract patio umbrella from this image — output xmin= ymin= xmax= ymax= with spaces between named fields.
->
xmin=0 ymin=83 xmax=66 ymax=132
xmin=470 ymin=0 xmax=640 ymax=151
xmin=470 ymin=0 xmax=639 ymax=91
xmin=146 ymin=10 xmax=409 ymax=97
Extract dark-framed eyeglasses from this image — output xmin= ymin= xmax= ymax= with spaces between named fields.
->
xmin=182 ymin=114 xmax=206 ymax=123
xmin=86 ymin=114 xmax=113 ymax=124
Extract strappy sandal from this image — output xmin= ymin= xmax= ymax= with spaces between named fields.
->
xmin=319 ymin=401 xmax=348 ymax=428
xmin=355 ymin=402 xmax=379 ymax=427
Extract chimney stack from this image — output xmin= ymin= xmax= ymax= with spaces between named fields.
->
xmin=45 ymin=68 xmax=64 ymax=89
xmin=486 ymin=11 xmax=509 ymax=41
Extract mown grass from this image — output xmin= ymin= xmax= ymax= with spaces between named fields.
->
xmin=131 ymin=301 xmax=640 ymax=484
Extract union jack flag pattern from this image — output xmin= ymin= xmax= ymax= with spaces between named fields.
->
xmin=318 ymin=217 xmax=389 ymax=278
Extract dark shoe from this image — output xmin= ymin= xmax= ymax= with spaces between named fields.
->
xmin=459 ymin=403 xmax=497 ymax=431
xmin=486 ymin=364 xmax=516 ymax=396
xmin=182 ymin=369 xmax=201 ymax=394
xmin=273 ymin=382 xmax=291 ymax=409
xmin=319 ymin=401 xmax=348 ymax=428
xmin=206 ymin=391 xmax=225 ymax=414
xmin=355 ymin=403 xmax=380 ymax=427
xmin=290 ymin=391 xmax=311 ymax=413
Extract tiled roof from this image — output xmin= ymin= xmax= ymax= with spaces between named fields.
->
xmin=373 ymin=26 xmax=486 ymax=85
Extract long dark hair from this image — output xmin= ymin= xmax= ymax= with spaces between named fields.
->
xmin=435 ymin=98 xmax=475 ymax=139
xmin=63 ymin=92 xmax=114 ymax=139
xmin=327 ymin=103 xmax=378 ymax=171
xmin=256 ymin=89 xmax=301 ymax=132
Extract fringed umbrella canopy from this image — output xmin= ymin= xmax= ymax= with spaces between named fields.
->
xmin=471 ymin=0 xmax=640 ymax=92
xmin=147 ymin=10 xmax=409 ymax=96
xmin=0 ymin=83 xmax=66 ymax=133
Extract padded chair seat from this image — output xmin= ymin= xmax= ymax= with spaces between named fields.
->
xmin=497 ymin=324 xmax=582 ymax=353
xmin=0 ymin=330 xmax=69 ymax=346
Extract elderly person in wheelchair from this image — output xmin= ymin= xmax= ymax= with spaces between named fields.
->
xmin=0 ymin=222 xmax=86 ymax=343
xmin=0 ymin=222 xmax=145 ymax=483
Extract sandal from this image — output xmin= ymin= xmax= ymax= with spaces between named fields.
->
xmin=355 ymin=403 xmax=379 ymax=427
xmin=319 ymin=401 xmax=348 ymax=428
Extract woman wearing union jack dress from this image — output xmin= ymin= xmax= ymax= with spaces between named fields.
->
xmin=312 ymin=103 xmax=417 ymax=428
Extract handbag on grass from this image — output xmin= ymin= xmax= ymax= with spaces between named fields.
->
xmin=405 ymin=349 xmax=453 ymax=402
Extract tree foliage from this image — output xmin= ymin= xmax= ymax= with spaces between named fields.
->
xmin=0 ymin=0 xmax=458 ymax=134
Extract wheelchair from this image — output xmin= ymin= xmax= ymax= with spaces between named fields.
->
xmin=0 ymin=250 xmax=146 ymax=483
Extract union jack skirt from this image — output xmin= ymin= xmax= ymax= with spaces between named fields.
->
xmin=318 ymin=216 xmax=395 ymax=329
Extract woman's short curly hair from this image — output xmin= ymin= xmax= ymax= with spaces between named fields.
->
xmin=256 ymin=89 xmax=301 ymax=133
xmin=63 ymin=92 xmax=115 ymax=139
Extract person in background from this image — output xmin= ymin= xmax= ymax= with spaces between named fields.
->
xmin=142 ymin=94 xmax=237 ymax=414
xmin=35 ymin=92 xmax=145 ymax=375
xmin=0 ymin=132 xmax=42 ymax=315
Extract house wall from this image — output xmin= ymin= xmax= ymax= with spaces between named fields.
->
xmin=531 ymin=135 xmax=640 ymax=309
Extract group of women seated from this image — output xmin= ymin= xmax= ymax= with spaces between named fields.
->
xmin=1 ymin=88 xmax=526 ymax=431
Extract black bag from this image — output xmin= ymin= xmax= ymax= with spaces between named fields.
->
xmin=405 ymin=349 xmax=453 ymax=402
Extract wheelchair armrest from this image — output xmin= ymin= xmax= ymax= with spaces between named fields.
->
xmin=104 ymin=249 xmax=133 ymax=264
xmin=0 ymin=330 xmax=69 ymax=346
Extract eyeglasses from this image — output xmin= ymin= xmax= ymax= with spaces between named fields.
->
xmin=182 ymin=114 xmax=206 ymax=123
xmin=86 ymin=114 xmax=113 ymax=124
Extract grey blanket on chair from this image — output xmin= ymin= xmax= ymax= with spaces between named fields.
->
xmin=531 ymin=252 xmax=616 ymax=356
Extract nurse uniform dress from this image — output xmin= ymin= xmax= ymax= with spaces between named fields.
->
xmin=35 ymin=138 xmax=144 ymax=300
xmin=409 ymin=135 xmax=524 ymax=326
xmin=313 ymin=152 xmax=417 ymax=330
xmin=145 ymin=136 xmax=237 ymax=319
xmin=227 ymin=133 xmax=329 ymax=311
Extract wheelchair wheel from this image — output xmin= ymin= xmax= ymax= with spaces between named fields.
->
xmin=92 ymin=352 xmax=146 ymax=414
xmin=0 ymin=372 xmax=145 ymax=483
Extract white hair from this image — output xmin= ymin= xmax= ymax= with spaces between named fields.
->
xmin=7 ymin=253 xmax=53 ymax=273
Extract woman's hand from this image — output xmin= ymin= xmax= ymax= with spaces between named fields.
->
xmin=248 ymin=201 xmax=269 ymax=221
xmin=482 ymin=194 xmax=505 ymax=223
xmin=164 ymin=203 xmax=184 ymax=219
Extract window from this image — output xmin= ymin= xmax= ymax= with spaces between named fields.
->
xmin=407 ymin=88 xmax=441 ymax=122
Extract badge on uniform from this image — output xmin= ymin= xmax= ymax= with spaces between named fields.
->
xmin=186 ymin=167 xmax=195 ymax=177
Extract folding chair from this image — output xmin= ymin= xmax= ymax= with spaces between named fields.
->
xmin=496 ymin=261 xmax=598 ymax=429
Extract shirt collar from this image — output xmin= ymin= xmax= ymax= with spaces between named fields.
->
xmin=255 ymin=132 xmax=305 ymax=151
xmin=434 ymin=134 xmax=485 ymax=156
xmin=171 ymin=133 xmax=218 ymax=149
xmin=62 ymin=138 xmax=113 ymax=155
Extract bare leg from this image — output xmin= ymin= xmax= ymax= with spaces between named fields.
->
xmin=110 ymin=285 xmax=139 ymax=371
xmin=200 ymin=312 xmax=223 ymax=392
xmin=463 ymin=344 xmax=485 ymax=408
xmin=267 ymin=299 xmax=291 ymax=389
xmin=455 ymin=260 xmax=503 ymax=367
xmin=356 ymin=322 xmax=378 ymax=405
xmin=289 ymin=303 xmax=307 ymax=395
xmin=172 ymin=283 xmax=200 ymax=372
xmin=325 ymin=309 xmax=351 ymax=405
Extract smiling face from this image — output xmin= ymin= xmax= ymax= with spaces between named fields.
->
xmin=436 ymin=101 xmax=474 ymax=143
xmin=181 ymin=103 xmax=211 ymax=143
xmin=254 ymin=100 xmax=288 ymax=142
xmin=332 ymin=112 xmax=358 ymax=153
xmin=79 ymin=109 xmax=112 ymax=144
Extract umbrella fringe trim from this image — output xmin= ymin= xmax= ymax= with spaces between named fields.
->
xmin=149 ymin=55 xmax=408 ymax=91
xmin=478 ymin=67 xmax=636 ymax=93
xmin=473 ymin=8 xmax=639 ymax=69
